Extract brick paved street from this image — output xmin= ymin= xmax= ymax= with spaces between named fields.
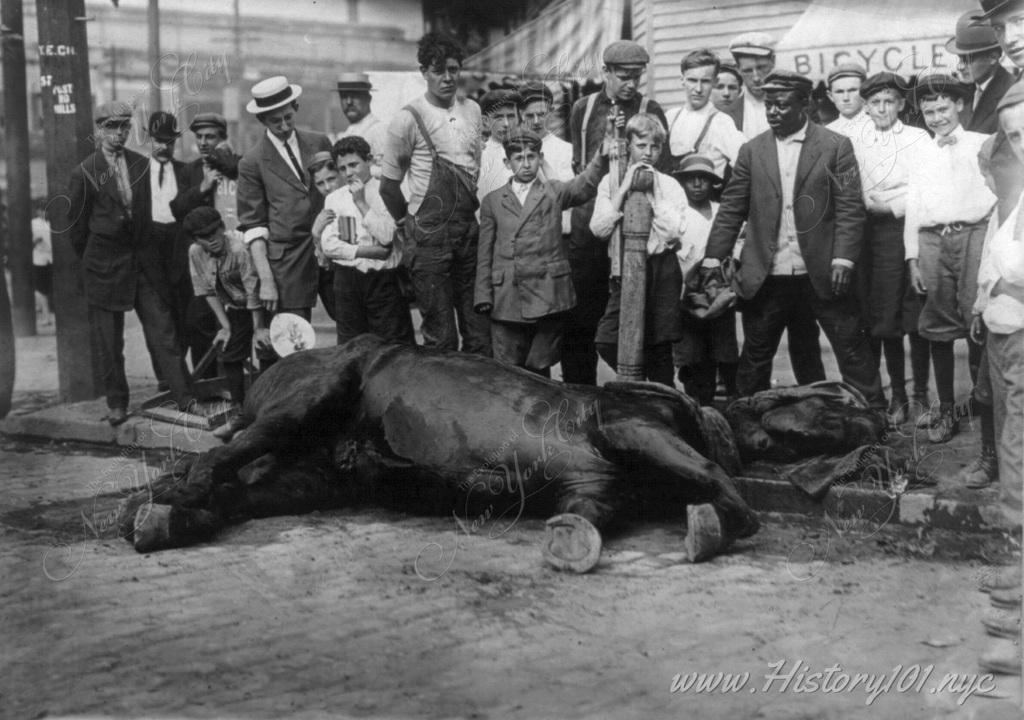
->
xmin=1 ymin=439 xmax=1020 ymax=719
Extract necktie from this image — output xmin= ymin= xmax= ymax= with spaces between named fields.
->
xmin=283 ymin=141 xmax=305 ymax=186
xmin=938 ymin=135 xmax=958 ymax=147
xmin=158 ymin=161 xmax=166 ymax=188
xmin=111 ymin=151 xmax=132 ymax=211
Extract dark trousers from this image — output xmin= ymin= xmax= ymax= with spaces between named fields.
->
xmin=786 ymin=301 xmax=826 ymax=384
xmin=333 ymin=265 xmax=415 ymax=345
xmin=318 ymin=265 xmax=337 ymax=322
xmin=89 ymin=273 xmax=192 ymax=411
xmin=737 ymin=276 xmax=885 ymax=408
xmin=561 ymin=253 xmax=611 ymax=386
xmin=596 ymin=341 xmax=675 ymax=387
xmin=406 ymin=223 xmax=490 ymax=356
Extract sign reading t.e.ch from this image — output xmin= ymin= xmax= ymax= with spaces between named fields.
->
xmin=778 ymin=38 xmax=958 ymax=80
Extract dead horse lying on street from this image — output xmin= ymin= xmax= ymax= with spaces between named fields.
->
xmin=127 ymin=334 xmax=760 ymax=572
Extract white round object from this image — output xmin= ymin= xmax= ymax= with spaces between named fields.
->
xmin=269 ymin=313 xmax=316 ymax=357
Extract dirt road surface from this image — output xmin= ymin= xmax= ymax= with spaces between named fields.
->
xmin=1 ymin=440 xmax=1020 ymax=719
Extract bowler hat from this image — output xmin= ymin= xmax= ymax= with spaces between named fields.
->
xmin=761 ymin=70 xmax=814 ymax=97
xmin=860 ymin=72 xmax=910 ymax=99
xmin=909 ymin=74 xmax=972 ymax=107
xmin=973 ymin=0 xmax=1024 ymax=22
xmin=336 ymin=72 xmax=373 ymax=94
xmin=246 ymin=75 xmax=302 ymax=115
xmin=148 ymin=111 xmax=182 ymax=142
xmin=947 ymin=11 xmax=1001 ymax=54
xmin=603 ymin=40 xmax=649 ymax=68
xmin=94 ymin=101 xmax=133 ymax=126
xmin=189 ymin=112 xmax=227 ymax=134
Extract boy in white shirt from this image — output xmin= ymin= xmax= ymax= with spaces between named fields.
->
xmin=318 ymin=136 xmax=415 ymax=345
xmin=904 ymin=75 xmax=997 ymax=443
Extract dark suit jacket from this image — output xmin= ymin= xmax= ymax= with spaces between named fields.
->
xmin=963 ymin=65 xmax=1017 ymax=134
xmin=705 ymin=122 xmax=865 ymax=301
xmin=67 ymin=147 xmax=169 ymax=311
xmin=475 ymin=159 xmax=604 ymax=322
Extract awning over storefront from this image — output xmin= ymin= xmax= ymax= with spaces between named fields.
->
xmin=465 ymin=0 xmax=626 ymax=81
xmin=774 ymin=0 xmax=966 ymax=80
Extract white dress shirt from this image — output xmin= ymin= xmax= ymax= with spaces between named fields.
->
xmin=742 ymin=93 xmax=770 ymax=139
xmin=590 ymin=170 xmax=688 ymax=260
xmin=771 ymin=121 xmax=809 ymax=275
xmin=975 ymin=196 xmax=1024 ymax=334
xmin=665 ymin=103 xmax=746 ymax=177
xmin=319 ymin=177 xmax=400 ymax=273
xmin=149 ymin=158 xmax=177 ymax=224
xmin=903 ymin=125 xmax=997 ymax=260
xmin=540 ymin=132 xmax=574 ymax=235
xmin=851 ymin=120 xmax=931 ymax=217
xmin=676 ymin=202 xmax=719 ymax=284
xmin=510 ymin=178 xmax=536 ymax=206
xmin=477 ymin=138 xmax=512 ymax=205
xmin=826 ymin=110 xmax=872 ymax=142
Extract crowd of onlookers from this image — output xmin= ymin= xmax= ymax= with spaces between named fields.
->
xmin=63 ymin=1 xmax=1024 ymax=673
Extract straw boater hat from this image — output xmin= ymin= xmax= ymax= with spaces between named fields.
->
xmin=336 ymin=72 xmax=374 ymax=94
xmin=246 ymin=76 xmax=303 ymax=115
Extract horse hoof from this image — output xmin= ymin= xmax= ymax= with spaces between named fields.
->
xmin=542 ymin=513 xmax=602 ymax=573
xmin=684 ymin=504 xmax=725 ymax=563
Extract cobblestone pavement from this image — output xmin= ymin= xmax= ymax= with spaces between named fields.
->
xmin=1 ymin=440 xmax=1020 ymax=720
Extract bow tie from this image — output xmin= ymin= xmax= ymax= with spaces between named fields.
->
xmin=937 ymin=135 xmax=958 ymax=147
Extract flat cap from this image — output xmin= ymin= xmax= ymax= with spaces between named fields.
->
xmin=480 ymin=89 xmax=521 ymax=115
xmin=860 ymin=72 xmax=910 ymax=99
xmin=189 ymin=112 xmax=227 ymax=133
xmin=306 ymin=150 xmax=335 ymax=173
xmin=603 ymin=40 xmax=649 ymax=67
xmin=517 ymin=81 xmax=554 ymax=108
xmin=827 ymin=62 xmax=867 ymax=87
xmin=947 ymin=10 xmax=1001 ymax=54
xmin=183 ymin=206 xmax=224 ymax=238
xmin=761 ymin=70 xmax=814 ymax=97
xmin=503 ymin=129 xmax=543 ymax=152
xmin=729 ymin=31 xmax=775 ymax=58
xmin=909 ymin=73 xmax=972 ymax=107
xmin=672 ymin=153 xmax=723 ymax=182
xmin=94 ymin=101 xmax=133 ymax=126
xmin=997 ymin=80 xmax=1024 ymax=112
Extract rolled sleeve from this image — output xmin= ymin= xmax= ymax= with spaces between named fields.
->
xmin=589 ymin=176 xmax=621 ymax=239
xmin=188 ymin=244 xmax=216 ymax=297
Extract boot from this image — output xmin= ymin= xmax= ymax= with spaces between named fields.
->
xmin=887 ymin=391 xmax=909 ymax=426
xmin=927 ymin=404 xmax=959 ymax=443
xmin=961 ymin=446 xmax=999 ymax=489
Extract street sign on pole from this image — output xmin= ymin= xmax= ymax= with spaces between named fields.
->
xmin=36 ymin=0 xmax=103 ymax=401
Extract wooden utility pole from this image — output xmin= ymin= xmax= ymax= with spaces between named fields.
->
xmin=148 ymin=0 xmax=160 ymax=113
xmin=36 ymin=0 xmax=102 ymax=401
xmin=0 ymin=187 xmax=13 ymax=417
xmin=2 ymin=0 xmax=36 ymax=337
xmin=615 ymin=169 xmax=653 ymax=382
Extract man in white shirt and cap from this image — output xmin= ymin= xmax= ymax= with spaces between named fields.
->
xmin=825 ymin=63 xmax=871 ymax=139
xmin=729 ymin=31 xmax=776 ymax=139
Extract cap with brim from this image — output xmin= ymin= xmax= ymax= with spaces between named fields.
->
xmin=95 ymin=101 xmax=133 ymax=126
xmin=997 ymin=80 xmax=1024 ymax=112
xmin=517 ymin=81 xmax=554 ymax=108
xmin=909 ymin=74 xmax=972 ymax=107
xmin=306 ymin=150 xmax=334 ymax=173
xmin=603 ymin=40 xmax=649 ymax=67
xmin=480 ymin=89 xmax=521 ymax=115
xmin=673 ymin=153 xmax=723 ymax=182
xmin=827 ymin=62 xmax=867 ymax=87
xmin=246 ymin=76 xmax=302 ymax=115
xmin=947 ymin=10 xmax=1001 ymax=54
xmin=503 ymin=130 xmax=543 ymax=152
xmin=189 ymin=112 xmax=227 ymax=133
xmin=729 ymin=31 xmax=775 ymax=58
xmin=860 ymin=72 xmax=910 ymax=99
xmin=973 ymin=0 xmax=1024 ymax=22
xmin=336 ymin=71 xmax=373 ymax=94
xmin=183 ymin=206 xmax=224 ymax=238
xmin=761 ymin=70 xmax=814 ymax=96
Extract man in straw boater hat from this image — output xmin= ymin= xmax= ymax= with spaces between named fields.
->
xmin=236 ymin=75 xmax=332 ymax=327
xmin=334 ymin=71 xmax=387 ymax=166
xmin=700 ymin=70 xmax=886 ymax=413
xmin=67 ymin=102 xmax=194 ymax=425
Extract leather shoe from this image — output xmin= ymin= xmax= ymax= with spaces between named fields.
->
xmin=982 ymin=609 xmax=1021 ymax=639
xmin=980 ymin=565 xmax=1023 ymax=593
xmin=107 ymin=407 xmax=129 ymax=426
xmin=927 ymin=408 xmax=959 ymax=443
xmin=887 ymin=395 xmax=908 ymax=426
xmin=960 ymin=448 xmax=1000 ymax=489
xmin=978 ymin=638 xmax=1022 ymax=675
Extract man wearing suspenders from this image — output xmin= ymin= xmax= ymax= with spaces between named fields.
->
xmin=563 ymin=40 xmax=670 ymax=385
